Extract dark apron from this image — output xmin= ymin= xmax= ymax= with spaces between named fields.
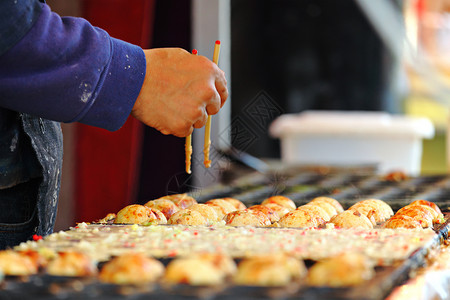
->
xmin=0 ymin=109 xmax=62 ymax=249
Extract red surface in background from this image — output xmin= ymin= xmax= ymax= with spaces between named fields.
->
xmin=74 ymin=0 xmax=155 ymax=222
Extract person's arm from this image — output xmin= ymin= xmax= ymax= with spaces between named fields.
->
xmin=0 ymin=0 xmax=228 ymax=135
xmin=0 ymin=1 xmax=145 ymax=131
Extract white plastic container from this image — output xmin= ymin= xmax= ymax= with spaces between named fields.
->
xmin=269 ymin=111 xmax=435 ymax=175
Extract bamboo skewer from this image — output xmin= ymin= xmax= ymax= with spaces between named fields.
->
xmin=185 ymin=133 xmax=192 ymax=174
xmin=185 ymin=49 xmax=198 ymax=174
xmin=204 ymin=40 xmax=221 ymax=168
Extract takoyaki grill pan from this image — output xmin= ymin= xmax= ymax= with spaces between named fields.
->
xmin=1 ymin=166 xmax=450 ymax=300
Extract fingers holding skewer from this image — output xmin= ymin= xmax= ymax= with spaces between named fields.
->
xmin=185 ymin=41 xmax=223 ymax=173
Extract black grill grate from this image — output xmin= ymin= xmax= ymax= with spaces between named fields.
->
xmin=191 ymin=167 xmax=450 ymax=211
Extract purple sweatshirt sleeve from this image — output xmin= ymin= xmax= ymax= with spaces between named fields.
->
xmin=0 ymin=2 xmax=146 ymax=131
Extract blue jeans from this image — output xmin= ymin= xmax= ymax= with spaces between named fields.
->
xmin=0 ymin=178 xmax=40 ymax=249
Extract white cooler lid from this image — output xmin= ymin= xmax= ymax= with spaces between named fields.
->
xmin=269 ymin=110 xmax=435 ymax=139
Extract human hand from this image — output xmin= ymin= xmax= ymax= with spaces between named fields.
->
xmin=131 ymin=48 xmax=228 ymax=137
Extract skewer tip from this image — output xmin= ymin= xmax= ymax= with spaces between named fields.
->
xmin=192 ymin=49 xmax=198 ymax=55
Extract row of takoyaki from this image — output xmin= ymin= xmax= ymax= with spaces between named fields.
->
xmin=97 ymin=194 xmax=444 ymax=230
xmin=0 ymin=249 xmax=372 ymax=288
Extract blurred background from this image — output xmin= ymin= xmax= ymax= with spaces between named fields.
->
xmin=46 ymin=0 xmax=450 ymax=230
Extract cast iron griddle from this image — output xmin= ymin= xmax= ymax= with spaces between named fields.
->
xmin=1 ymin=166 xmax=449 ymax=300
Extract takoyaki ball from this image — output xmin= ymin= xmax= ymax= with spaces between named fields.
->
xmin=222 ymin=197 xmax=247 ymax=210
xmin=188 ymin=204 xmax=220 ymax=223
xmin=411 ymin=199 xmax=443 ymax=216
xmin=394 ymin=206 xmax=433 ymax=228
xmin=409 ymin=200 xmax=444 ymax=224
xmin=206 ymin=204 xmax=227 ymax=221
xmin=0 ymin=250 xmax=38 ymax=276
xmin=297 ymin=204 xmax=331 ymax=224
xmin=18 ymin=249 xmax=48 ymax=269
xmin=307 ymin=253 xmax=374 ymax=287
xmin=278 ymin=209 xmax=320 ymax=228
xmin=348 ymin=203 xmax=378 ymax=225
xmin=248 ymin=205 xmax=280 ymax=223
xmin=163 ymin=257 xmax=226 ymax=286
xmin=97 ymin=213 xmax=116 ymax=224
xmin=262 ymin=203 xmax=290 ymax=218
xmin=150 ymin=208 xmax=168 ymax=224
xmin=400 ymin=204 xmax=438 ymax=221
xmin=206 ymin=199 xmax=237 ymax=219
xmin=353 ymin=199 xmax=394 ymax=221
xmin=47 ymin=251 xmax=97 ymax=277
xmin=192 ymin=253 xmax=237 ymax=277
xmin=158 ymin=194 xmax=197 ymax=209
xmin=310 ymin=197 xmax=344 ymax=213
xmin=382 ymin=215 xmax=422 ymax=229
xmin=261 ymin=196 xmax=296 ymax=211
xmin=329 ymin=210 xmax=373 ymax=229
xmin=349 ymin=206 xmax=377 ymax=226
xmin=233 ymin=254 xmax=306 ymax=286
xmin=144 ymin=199 xmax=180 ymax=219
xmin=307 ymin=200 xmax=338 ymax=219
xmin=248 ymin=209 xmax=272 ymax=226
xmin=224 ymin=210 xmax=270 ymax=227
xmin=348 ymin=199 xmax=393 ymax=225
xmin=311 ymin=196 xmax=344 ymax=213
xmin=368 ymin=199 xmax=394 ymax=216
xmin=168 ymin=209 xmax=207 ymax=225
xmin=383 ymin=170 xmax=408 ymax=182
xmin=114 ymin=204 xmax=167 ymax=225
xmin=99 ymin=253 xmax=164 ymax=285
